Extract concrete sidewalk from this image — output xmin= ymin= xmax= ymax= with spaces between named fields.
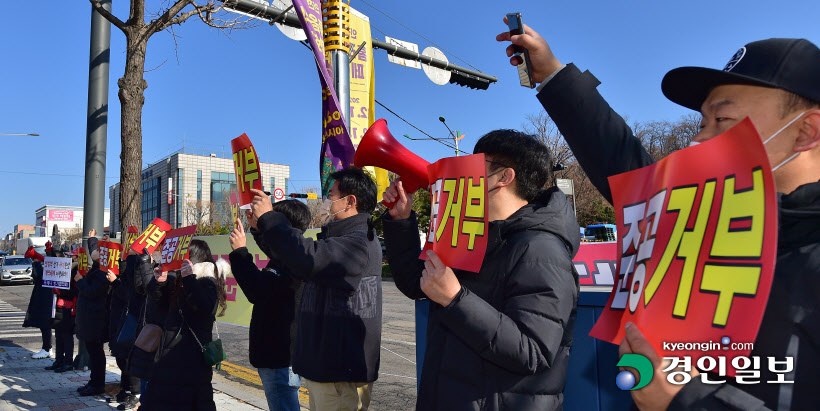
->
xmin=0 ymin=295 xmax=264 ymax=411
xmin=0 ymin=345 xmax=262 ymax=411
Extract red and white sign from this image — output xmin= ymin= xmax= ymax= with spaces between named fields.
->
xmin=273 ymin=188 xmax=285 ymax=201
xmin=589 ymin=118 xmax=779 ymax=375
xmin=160 ymin=225 xmax=198 ymax=271
xmin=48 ymin=210 xmax=74 ymax=222
xmin=98 ymin=241 xmax=123 ymax=275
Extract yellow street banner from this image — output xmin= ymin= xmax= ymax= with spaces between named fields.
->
xmin=198 ymin=230 xmax=319 ymax=327
xmin=349 ymin=7 xmax=389 ymax=201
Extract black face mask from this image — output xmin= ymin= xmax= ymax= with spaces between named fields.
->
xmin=487 ymin=168 xmax=507 ymax=194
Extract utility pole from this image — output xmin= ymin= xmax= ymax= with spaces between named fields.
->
xmin=82 ymin=0 xmax=112 ymax=247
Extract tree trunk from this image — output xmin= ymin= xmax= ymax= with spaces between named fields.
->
xmin=118 ymin=34 xmax=148 ymax=230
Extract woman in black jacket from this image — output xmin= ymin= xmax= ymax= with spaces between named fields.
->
xmin=108 ymin=251 xmax=142 ymax=405
xmin=23 ymin=246 xmax=54 ymax=360
xmin=47 ymin=250 xmax=79 ymax=373
xmin=74 ymin=249 xmax=111 ymax=396
xmin=140 ymin=240 xmax=228 ymax=411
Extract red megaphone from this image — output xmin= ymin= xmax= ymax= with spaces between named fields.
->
xmin=355 ymin=119 xmax=430 ymax=207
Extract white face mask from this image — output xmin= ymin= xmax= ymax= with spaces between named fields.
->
xmin=688 ymin=111 xmax=807 ymax=171
xmin=318 ymin=195 xmax=349 ymax=226
xmin=762 ymin=111 xmax=807 ymax=171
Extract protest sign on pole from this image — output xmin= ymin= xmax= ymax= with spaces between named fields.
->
xmin=231 ymin=133 xmax=264 ymax=209
xmin=160 ymin=225 xmax=198 ymax=271
xmin=77 ymin=247 xmax=90 ymax=277
xmin=43 ymin=256 xmax=72 ymax=290
xmin=589 ymin=118 xmax=778 ymax=374
xmin=421 ymin=154 xmax=489 ymax=273
xmin=130 ymin=218 xmax=172 ymax=255
xmin=98 ymin=241 xmax=123 ymax=275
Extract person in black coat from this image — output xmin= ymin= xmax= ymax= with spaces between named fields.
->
xmin=75 ymin=249 xmax=112 ymax=396
xmin=229 ymin=199 xmax=311 ymax=411
xmin=22 ymin=246 xmax=54 ymax=360
xmin=507 ymin=25 xmax=820 ymax=410
xmin=249 ymin=167 xmax=383 ymax=410
xmin=140 ymin=239 xmax=228 ymax=411
xmin=47 ymin=249 xmax=79 ymax=373
xmin=108 ymin=251 xmax=142 ymax=404
xmin=382 ymin=130 xmax=581 ymax=411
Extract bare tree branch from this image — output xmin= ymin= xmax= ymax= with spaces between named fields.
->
xmin=146 ymin=0 xmax=193 ymax=36
xmin=89 ymin=0 xmax=128 ymax=32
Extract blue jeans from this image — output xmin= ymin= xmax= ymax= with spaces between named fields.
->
xmin=258 ymin=367 xmax=301 ymax=411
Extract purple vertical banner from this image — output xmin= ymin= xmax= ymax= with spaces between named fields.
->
xmin=292 ymin=0 xmax=355 ymax=197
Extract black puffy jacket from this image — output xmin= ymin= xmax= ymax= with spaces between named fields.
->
xmin=383 ymin=188 xmax=581 ymax=410
xmin=148 ymin=263 xmax=221 ymax=388
xmin=75 ymin=262 xmax=111 ymax=343
xmin=256 ymin=211 xmax=383 ymax=383
xmin=538 ymin=63 xmax=820 ymax=410
xmin=229 ymin=243 xmax=302 ymax=370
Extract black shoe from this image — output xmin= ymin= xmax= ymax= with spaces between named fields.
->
xmin=116 ymin=390 xmax=132 ymax=403
xmin=79 ymin=386 xmax=105 ymax=396
xmin=54 ymin=364 xmax=73 ymax=373
xmin=45 ymin=361 xmax=63 ymax=371
xmin=76 ymin=383 xmax=90 ymax=393
xmin=117 ymin=396 xmax=140 ymax=410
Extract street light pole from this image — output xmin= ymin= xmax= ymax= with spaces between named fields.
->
xmin=0 ymin=133 xmax=39 ymax=136
xmin=439 ymin=117 xmax=459 ymax=156
xmin=81 ymin=0 xmax=112 ymax=249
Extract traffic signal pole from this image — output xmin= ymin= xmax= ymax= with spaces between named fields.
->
xmin=222 ymin=0 xmax=498 ymax=89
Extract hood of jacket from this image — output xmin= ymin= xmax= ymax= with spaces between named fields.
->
xmin=190 ymin=259 xmax=231 ymax=280
xmin=490 ymin=187 xmax=581 ymax=257
xmin=778 ymin=180 xmax=820 ymax=252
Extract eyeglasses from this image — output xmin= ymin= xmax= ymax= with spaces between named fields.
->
xmin=485 ymin=159 xmax=511 ymax=170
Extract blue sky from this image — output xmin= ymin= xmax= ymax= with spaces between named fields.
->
xmin=1 ymin=0 xmax=818 ymax=236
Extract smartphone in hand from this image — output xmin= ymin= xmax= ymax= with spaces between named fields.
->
xmin=506 ymin=12 xmax=535 ymax=88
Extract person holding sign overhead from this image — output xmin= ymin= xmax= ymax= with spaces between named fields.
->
xmin=249 ymin=167 xmax=382 ymax=411
xmin=382 ymin=131 xmax=581 ymax=410
xmin=229 ymin=200 xmax=311 ymax=411
xmin=499 ymin=19 xmax=820 ymax=410
xmin=74 ymin=239 xmax=111 ymax=396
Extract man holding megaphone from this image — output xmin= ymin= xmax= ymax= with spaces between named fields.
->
xmin=381 ymin=130 xmax=581 ymax=411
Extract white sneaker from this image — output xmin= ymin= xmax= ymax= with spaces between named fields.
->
xmin=31 ymin=349 xmax=52 ymax=359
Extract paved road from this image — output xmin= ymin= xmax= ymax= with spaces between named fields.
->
xmin=0 ymin=279 xmax=419 ymax=410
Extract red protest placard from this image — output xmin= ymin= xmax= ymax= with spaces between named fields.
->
xmin=231 ymin=133 xmax=263 ymax=208
xmin=589 ymin=118 xmax=778 ymax=375
xmin=98 ymin=241 xmax=123 ymax=275
xmin=130 ymin=218 xmax=172 ymax=255
xmin=124 ymin=226 xmax=139 ymax=251
xmin=77 ymin=247 xmax=89 ymax=276
xmin=160 ymin=225 xmax=198 ymax=271
xmin=420 ymin=154 xmax=489 ymax=273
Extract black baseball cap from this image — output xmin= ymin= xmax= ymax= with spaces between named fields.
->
xmin=662 ymin=38 xmax=820 ymax=112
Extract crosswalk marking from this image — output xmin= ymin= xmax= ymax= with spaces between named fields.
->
xmin=0 ymin=299 xmax=33 ymax=340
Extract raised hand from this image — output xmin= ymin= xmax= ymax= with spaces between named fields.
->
xmin=383 ymin=180 xmax=414 ymax=220
xmin=496 ymin=16 xmax=563 ymax=84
